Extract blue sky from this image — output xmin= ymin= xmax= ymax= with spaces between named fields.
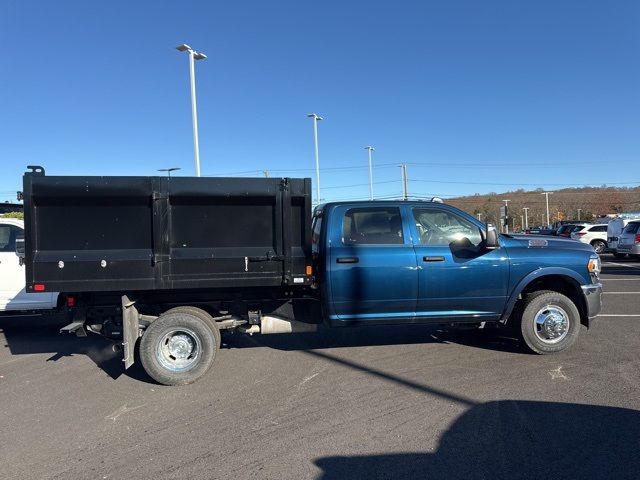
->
xmin=1 ymin=0 xmax=638 ymax=204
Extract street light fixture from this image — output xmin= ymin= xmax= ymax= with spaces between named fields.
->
xmin=176 ymin=43 xmax=207 ymax=177
xmin=307 ymin=113 xmax=323 ymax=204
xmin=364 ymin=146 xmax=375 ymax=200
xmin=158 ymin=167 xmax=181 ymax=178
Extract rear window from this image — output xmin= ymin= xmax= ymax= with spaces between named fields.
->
xmin=572 ymin=225 xmax=586 ymax=232
xmin=623 ymin=222 xmax=640 ymax=234
xmin=589 ymin=225 xmax=607 ymax=232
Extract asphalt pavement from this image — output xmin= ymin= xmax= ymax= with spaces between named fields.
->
xmin=1 ymin=254 xmax=639 ymax=480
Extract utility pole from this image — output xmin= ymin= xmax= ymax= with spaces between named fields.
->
xmin=400 ymin=163 xmax=408 ymax=200
xmin=541 ymin=192 xmax=553 ymax=227
xmin=577 ymin=208 xmax=582 ymax=221
xmin=263 ymin=170 xmax=270 ymax=178
xmin=365 ymin=146 xmax=375 ymax=200
xmin=523 ymin=207 xmax=529 ymax=230
xmin=477 ymin=213 xmax=482 ymax=221
xmin=307 ymin=113 xmax=323 ymax=205
xmin=502 ymin=199 xmax=510 ymax=234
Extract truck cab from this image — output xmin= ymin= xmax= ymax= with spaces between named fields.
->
xmin=0 ymin=218 xmax=59 ymax=313
xmin=313 ymin=201 xmax=602 ymax=351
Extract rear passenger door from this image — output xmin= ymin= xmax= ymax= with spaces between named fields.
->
xmin=329 ymin=205 xmax=418 ymax=323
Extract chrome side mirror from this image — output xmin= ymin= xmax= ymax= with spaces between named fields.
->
xmin=15 ymin=236 xmax=25 ymax=266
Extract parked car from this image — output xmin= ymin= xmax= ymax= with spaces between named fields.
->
xmin=615 ymin=221 xmax=640 ymax=259
xmin=607 ymin=214 xmax=640 ymax=257
xmin=0 ymin=217 xmax=59 ymax=313
xmin=525 ymin=226 xmax=556 ymax=236
xmin=571 ymin=224 xmax=608 ymax=254
xmin=556 ymin=224 xmax=578 ymax=238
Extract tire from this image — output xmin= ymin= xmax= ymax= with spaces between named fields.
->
xmin=163 ymin=306 xmax=216 ymax=328
xmin=139 ymin=310 xmax=220 ymax=386
xmin=591 ymin=240 xmax=606 ymax=254
xmin=518 ymin=290 xmax=580 ymax=355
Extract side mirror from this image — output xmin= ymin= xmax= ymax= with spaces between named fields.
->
xmin=15 ymin=236 xmax=25 ymax=266
xmin=485 ymin=224 xmax=499 ymax=250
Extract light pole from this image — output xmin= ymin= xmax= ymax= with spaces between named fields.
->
xmin=577 ymin=208 xmax=582 ymax=221
xmin=365 ymin=146 xmax=375 ymax=200
xmin=176 ymin=44 xmax=207 ymax=177
xmin=523 ymin=207 xmax=529 ymax=230
xmin=477 ymin=213 xmax=482 ymax=221
xmin=158 ymin=167 xmax=181 ymax=178
xmin=502 ymin=199 xmax=510 ymax=233
xmin=541 ymin=192 xmax=553 ymax=227
xmin=307 ymin=113 xmax=323 ymax=204
xmin=400 ymin=163 xmax=409 ymax=200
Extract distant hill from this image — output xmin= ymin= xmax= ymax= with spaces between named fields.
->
xmin=446 ymin=186 xmax=640 ymax=230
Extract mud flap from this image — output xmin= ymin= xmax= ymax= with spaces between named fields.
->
xmin=121 ymin=295 xmax=139 ymax=370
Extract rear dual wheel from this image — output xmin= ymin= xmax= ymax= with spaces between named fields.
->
xmin=139 ymin=308 xmax=220 ymax=386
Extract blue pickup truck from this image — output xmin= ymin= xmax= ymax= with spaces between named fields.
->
xmin=20 ymin=170 xmax=602 ymax=385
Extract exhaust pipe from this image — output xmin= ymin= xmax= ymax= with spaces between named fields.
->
xmin=260 ymin=315 xmax=318 ymax=334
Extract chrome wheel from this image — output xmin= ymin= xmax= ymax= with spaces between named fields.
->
xmin=533 ymin=305 xmax=570 ymax=344
xmin=156 ymin=328 xmax=201 ymax=373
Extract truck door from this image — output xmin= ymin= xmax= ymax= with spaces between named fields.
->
xmin=410 ymin=206 xmax=509 ymax=321
xmin=329 ymin=205 xmax=418 ymax=322
xmin=0 ymin=223 xmax=55 ymax=311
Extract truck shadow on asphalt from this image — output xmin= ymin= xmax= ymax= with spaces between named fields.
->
xmin=0 ymin=315 xmax=525 ymax=383
xmin=313 ymin=399 xmax=640 ymax=480
xmin=224 ymin=323 xmax=524 ymax=354
xmin=0 ymin=315 xmax=151 ymax=382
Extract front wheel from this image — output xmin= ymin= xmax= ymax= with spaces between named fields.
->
xmin=518 ymin=290 xmax=581 ymax=354
xmin=139 ymin=310 xmax=220 ymax=385
xmin=591 ymin=239 xmax=606 ymax=254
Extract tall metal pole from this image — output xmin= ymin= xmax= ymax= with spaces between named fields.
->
xmin=502 ymin=199 xmax=510 ymax=234
xmin=177 ymin=44 xmax=207 ymax=177
xmin=400 ymin=164 xmax=408 ymax=200
xmin=188 ymin=52 xmax=201 ymax=177
xmin=541 ymin=192 xmax=553 ymax=227
xmin=307 ymin=113 xmax=322 ymax=204
xmin=523 ymin=207 xmax=529 ymax=230
xmin=577 ymin=208 xmax=582 ymax=221
xmin=365 ymin=146 xmax=375 ymax=200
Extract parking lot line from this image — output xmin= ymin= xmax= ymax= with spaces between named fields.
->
xmin=602 ymin=292 xmax=640 ymax=294
xmin=600 ymin=278 xmax=640 ymax=281
xmin=596 ymin=314 xmax=640 ymax=317
xmin=602 ymin=262 xmax=640 ymax=270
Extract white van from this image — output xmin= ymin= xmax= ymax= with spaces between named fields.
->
xmin=607 ymin=213 xmax=640 ymax=257
xmin=0 ymin=218 xmax=59 ymax=312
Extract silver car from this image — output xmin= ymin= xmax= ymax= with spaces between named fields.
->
xmin=616 ymin=221 xmax=640 ymax=257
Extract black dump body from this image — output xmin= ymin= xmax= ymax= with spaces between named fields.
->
xmin=22 ymin=167 xmax=312 ymax=293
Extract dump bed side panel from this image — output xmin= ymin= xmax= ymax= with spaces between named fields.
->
xmin=23 ymin=170 xmax=311 ymax=293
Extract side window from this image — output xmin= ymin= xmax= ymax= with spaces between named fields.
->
xmin=0 ymin=225 xmax=22 ymax=252
xmin=591 ymin=225 xmax=607 ymax=232
xmin=413 ymin=208 xmax=482 ymax=247
xmin=342 ymin=207 xmax=404 ymax=245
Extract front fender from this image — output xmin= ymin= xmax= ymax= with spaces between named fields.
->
xmin=500 ymin=267 xmax=587 ymax=323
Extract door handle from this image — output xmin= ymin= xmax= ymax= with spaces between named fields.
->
xmin=423 ymin=256 xmax=445 ymax=262
xmin=337 ymin=257 xmax=359 ymax=264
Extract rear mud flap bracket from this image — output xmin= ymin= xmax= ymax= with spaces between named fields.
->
xmin=121 ymin=295 xmax=140 ymax=370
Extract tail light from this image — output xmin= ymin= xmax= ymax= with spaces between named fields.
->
xmin=33 ymin=284 xmax=46 ymax=292
xmin=576 ymin=232 xmax=586 ymax=236
xmin=635 ymin=234 xmax=640 ymax=244
xmin=66 ymin=296 xmax=76 ymax=308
